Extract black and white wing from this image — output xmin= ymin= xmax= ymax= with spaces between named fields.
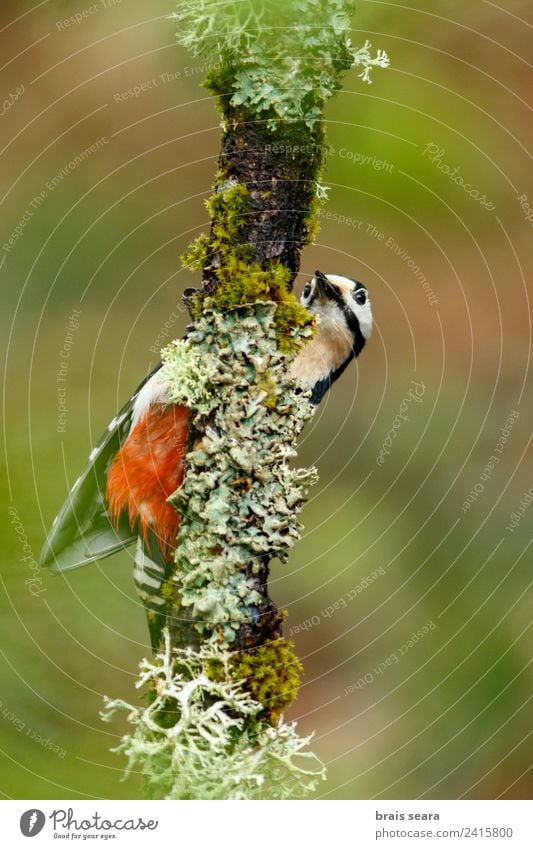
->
xmin=39 ymin=365 xmax=162 ymax=574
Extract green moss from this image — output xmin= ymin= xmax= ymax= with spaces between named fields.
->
xmin=204 ymin=63 xmax=233 ymax=96
xmin=180 ymin=232 xmax=210 ymax=271
xmin=207 ymin=181 xmax=251 ymax=243
xmin=181 ymin=182 xmax=251 ymax=274
xmin=160 ymin=580 xmax=175 ymax=602
xmin=181 ymin=178 xmax=313 ymax=353
xmin=204 ymin=61 xmax=237 ymax=118
xmin=230 ymin=638 xmax=303 ymax=725
xmin=208 ymin=258 xmax=312 ymax=354
xmin=206 ymin=637 xmax=303 ymax=726
xmin=303 ymin=191 xmax=324 ymax=246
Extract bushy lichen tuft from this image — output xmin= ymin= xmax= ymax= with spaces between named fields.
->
xmin=174 ymin=0 xmax=390 ymax=129
xmin=103 ymin=632 xmax=325 ymax=800
xmin=159 ymin=338 xmax=219 ymax=409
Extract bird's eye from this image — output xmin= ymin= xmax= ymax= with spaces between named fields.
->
xmin=355 ymin=289 xmax=367 ymax=305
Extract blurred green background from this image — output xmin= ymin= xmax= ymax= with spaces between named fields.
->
xmin=1 ymin=0 xmax=531 ymax=800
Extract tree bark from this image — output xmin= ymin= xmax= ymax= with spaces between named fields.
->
xmin=213 ymin=121 xmax=323 ymax=277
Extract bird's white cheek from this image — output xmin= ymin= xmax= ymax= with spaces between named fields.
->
xmin=359 ymin=306 xmax=373 ymax=339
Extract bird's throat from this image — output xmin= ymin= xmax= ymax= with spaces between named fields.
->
xmin=290 ymin=320 xmax=355 ymax=391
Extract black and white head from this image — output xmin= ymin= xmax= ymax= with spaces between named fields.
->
xmin=292 ymin=269 xmax=372 ymax=405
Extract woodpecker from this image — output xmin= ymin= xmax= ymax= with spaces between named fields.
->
xmin=40 ymin=270 xmax=372 ymax=647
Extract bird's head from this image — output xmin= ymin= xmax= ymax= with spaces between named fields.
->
xmin=292 ymin=269 xmax=372 ymax=405
xmin=301 ymin=269 xmax=372 ymax=347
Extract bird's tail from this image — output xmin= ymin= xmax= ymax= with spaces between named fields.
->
xmin=132 ymin=528 xmax=174 ymax=652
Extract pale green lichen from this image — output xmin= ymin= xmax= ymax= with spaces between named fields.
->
xmin=167 ymin=302 xmax=317 ymax=645
xmin=102 ymin=631 xmax=325 ymax=800
xmin=173 ymin=0 xmax=390 ymax=129
xmin=159 ymin=338 xmax=219 ymax=410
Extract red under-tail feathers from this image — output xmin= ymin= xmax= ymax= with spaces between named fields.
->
xmin=106 ymin=404 xmax=190 ymax=559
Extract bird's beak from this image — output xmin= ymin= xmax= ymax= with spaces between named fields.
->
xmin=314 ymin=269 xmax=337 ymax=301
